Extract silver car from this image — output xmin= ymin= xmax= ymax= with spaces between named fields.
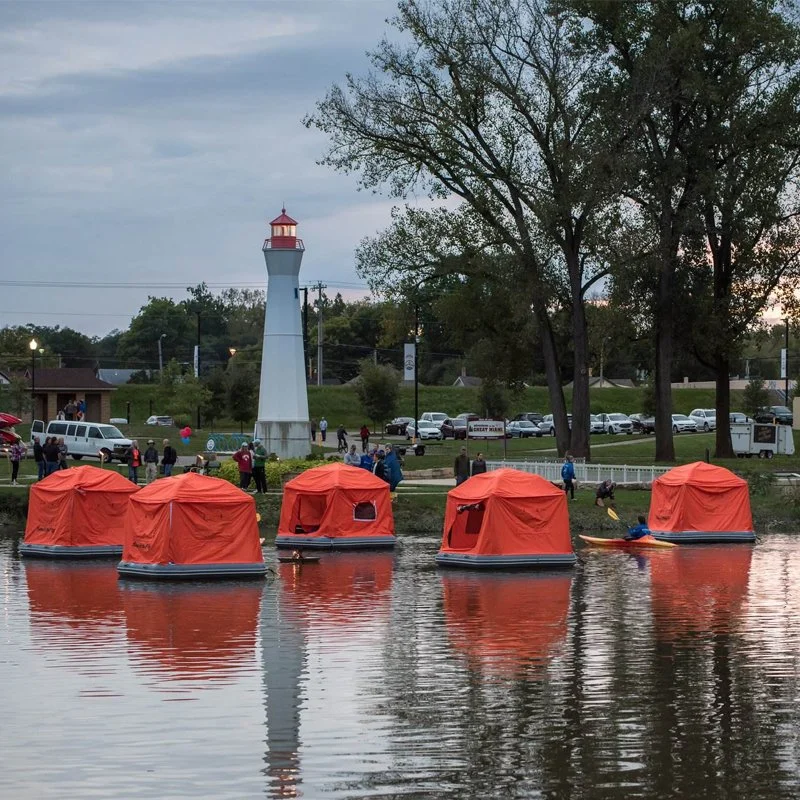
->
xmin=671 ymin=414 xmax=698 ymax=434
xmin=598 ymin=413 xmax=633 ymax=434
xmin=589 ymin=415 xmax=605 ymax=434
xmin=689 ymin=408 xmax=716 ymax=431
xmin=406 ymin=420 xmax=443 ymax=440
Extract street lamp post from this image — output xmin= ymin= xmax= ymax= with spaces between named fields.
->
xmin=414 ymin=304 xmax=420 ymax=446
xmin=29 ymin=339 xmax=38 ymax=417
xmin=158 ymin=333 xmax=166 ymax=379
xmin=784 ymin=318 xmax=790 ymax=404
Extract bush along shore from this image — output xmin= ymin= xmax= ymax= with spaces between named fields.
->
xmin=3 ymin=477 xmax=800 ymax=539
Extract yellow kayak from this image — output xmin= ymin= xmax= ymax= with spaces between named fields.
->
xmin=579 ymin=534 xmax=677 ymax=549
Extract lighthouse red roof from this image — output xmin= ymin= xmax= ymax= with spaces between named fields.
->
xmin=270 ymin=208 xmax=297 ymax=226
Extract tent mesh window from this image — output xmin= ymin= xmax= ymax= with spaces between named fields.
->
xmin=353 ymin=501 xmax=377 ymax=521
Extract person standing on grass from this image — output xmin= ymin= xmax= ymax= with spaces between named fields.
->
xmin=384 ymin=443 xmax=403 ymax=490
xmin=125 ymin=440 xmax=142 ymax=484
xmin=143 ymin=439 xmax=159 ymax=484
xmin=232 ymin=443 xmax=253 ymax=491
xmin=319 ymin=417 xmax=328 ymax=442
xmin=10 ymin=441 xmax=25 ymax=486
xmin=161 ymin=439 xmax=177 ymax=477
xmin=57 ymin=437 xmax=69 ymax=470
xmin=471 ymin=452 xmax=487 ymax=476
xmin=561 ymin=452 xmax=576 ymax=500
xmin=454 ymin=447 xmax=470 ymax=486
xmin=253 ymin=439 xmax=268 ymax=494
xmin=43 ymin=437 xmax=60 ymax=476
xmin=33 ymin=436 xmax=44 ymax=481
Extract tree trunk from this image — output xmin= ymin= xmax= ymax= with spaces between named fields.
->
xmin=535 ymin=302 xmax=570 ymax=456
xmin=654 ymin=236 xmax=676 ymax=462
xmin=569 ymin=283 xmax=591 ymax=461
xmin=714 ymin=355 xmax=734 ymax=458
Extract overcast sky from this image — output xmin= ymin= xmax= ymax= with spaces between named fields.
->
xmin=1 ymin=0 xmax=406 ymax=337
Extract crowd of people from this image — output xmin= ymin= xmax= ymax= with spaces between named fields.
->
xmin=55 ymin=398 xmax=87 ymax=422
xmin=342 ymin=441 xmax=404 ymax=489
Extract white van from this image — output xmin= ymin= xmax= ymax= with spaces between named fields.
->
xmin=31 ymin=419 xmax=133 ymax=462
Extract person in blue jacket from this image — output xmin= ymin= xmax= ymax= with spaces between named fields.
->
xmin=561 ymin=453 xmax=576 ymax=500
xmin=624 ymin=515 xmax=651 ymax=540
xmin=383 ymin=443 xmax=404 ymax=490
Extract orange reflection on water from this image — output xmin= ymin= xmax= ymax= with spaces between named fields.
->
xmin=122 ymin=582 xmax=262 ymax=683
xmin=278 ymin=552 xmax=395 ymax=633
xmin=648 ymin=546 xmax=753 ymax=640
xmin=441 ymin=571 xmax=573 ymax=679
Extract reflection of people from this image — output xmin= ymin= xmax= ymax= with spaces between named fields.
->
xmin=624 ymin=515 xmax=651 ymax=541
xmin=595 ymin=479 xmax=616 ymax=508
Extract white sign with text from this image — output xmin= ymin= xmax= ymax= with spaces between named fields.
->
xmin=468 ymin=419 xmax=505 ymax=438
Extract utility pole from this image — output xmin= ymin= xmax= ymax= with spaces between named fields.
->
xmin=196 ymin=312 xmax=202 ymax=429
xmin=311 ymin=282 xmax=327 ymax=386
xmin=784 ymin=318 xmax=790 ymax=404
xmin=301 ymin=287 xmax=309 ymax=378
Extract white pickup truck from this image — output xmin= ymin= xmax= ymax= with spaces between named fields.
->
xmin=731 ymin=422 xmax=795 ymax=459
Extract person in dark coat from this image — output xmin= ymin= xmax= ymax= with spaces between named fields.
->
xmin=383 ymin=444 xmax=403 ymax=490
xmin=373 ymin=451 xmax=388 ymax=483
xmin=161 ymin=439 xmax=177 ymax=477
xmin=471 ymin=452 xmax=487 ymax=476
xmin=454 ymin=447 xmax=470 ymax=485
xmin=33 ymin=436 xmax=45 ymax=481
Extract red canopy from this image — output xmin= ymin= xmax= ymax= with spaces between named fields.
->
xmin=278 ymin=463 xmax=395 ymax=542
xmin=24 ymin=465 xmax=139 ymax=547
xmin=442 ymin=572 xmax=572 ymax=678
xmin=648 ymin=462 xmax=753 ymax=534
xmin=439 ymin=469 xmax=573 ymax=557
xmin=123 ymin=473 xmax=263 ymax=566
xmin=123 ymin=584 xmax=262 ymax=681
xmin=0 ymin=412 xmax=22 ymax=428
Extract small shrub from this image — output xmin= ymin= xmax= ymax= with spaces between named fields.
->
xmin=748 ymin=472 xmax=776 ymax=497
xmin=217 ymin=457 xmax=328 ymax=488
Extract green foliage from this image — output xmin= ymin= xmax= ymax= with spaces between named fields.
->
xmin=201 ymin=367 xmax=228 ymax=426
xmin=742 ymin=378 xmax=770 ymax=417
xmin=0 ymin=376 xmax=32 ymax=417
xmin=157 ymin=359 xmax=211 ymax=428
xmin=217 ymin=457 xmax=328 ymax=487
xmin=640 ymin=382 xmax=656 ymax=418
xmin=226 ymin=364 xmax=258 ymax=428
xmin=353 ymin=360 xmax=400 ymax=427
xmin=748 ymin=472 xmax=776 ymax=497
xmin=478 ymin=380 xmax=510 ymax=419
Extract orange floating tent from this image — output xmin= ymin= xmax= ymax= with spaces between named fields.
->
xmin=648 ymin=546 xmax=753 ymax=641
xmin=20 ymin=465 xmax=139 ymax=558
xmin=441 ymin=571 xmax=572 ymax=678
xmin=118 ymin=472 xmax=266 ymax=579
xmin=436 ymin=468 xmax=576 ymax=568
xmin=276 ymin=463 xmax=396 ymax=549
xmin=122 ymin=583 xmax=262 ymax=683
xmin=648 ymin=462 xmax=755 ymax=543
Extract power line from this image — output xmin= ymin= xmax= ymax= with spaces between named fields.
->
xmin=0 ymin=279 xmax=370 ymax=290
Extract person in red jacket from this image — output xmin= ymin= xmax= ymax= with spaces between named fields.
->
xmin=231 ymin=443 xmax=253 ymax=491
xmin=359 ymin=424 xmax=371 ymax=453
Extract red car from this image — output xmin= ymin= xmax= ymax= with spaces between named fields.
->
xmin=441 ymin=418 xmax=468 ymax=439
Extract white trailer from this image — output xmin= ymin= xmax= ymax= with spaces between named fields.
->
xmin=731 ymin=422 xmax=795 ymax=459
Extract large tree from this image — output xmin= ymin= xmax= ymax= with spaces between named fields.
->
xmin=307 ymin=0 xmax=620 ymax=458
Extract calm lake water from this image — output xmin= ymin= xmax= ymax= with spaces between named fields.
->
xmin=1 ymin=534 xmax=800 ymax=799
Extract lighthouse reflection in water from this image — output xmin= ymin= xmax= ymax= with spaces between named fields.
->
xmin=6 ymin=535 xmax=800 ymax=799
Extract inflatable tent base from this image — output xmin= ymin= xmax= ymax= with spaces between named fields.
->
xmin=19 ymin=543 xmax=123 ymax=559
xmin=117 ymin=561 xmax=268 ymax=580
xmin=275 ymin=534 xmax=397 ymax=550
xmin=652 ymin=530 xmax=756 ymax=544
xmin=436 ymin=552 xmax=577 ymax=569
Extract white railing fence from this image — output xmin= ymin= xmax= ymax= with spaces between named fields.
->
xmin=486 ymin=460 xmax=671 ymax=485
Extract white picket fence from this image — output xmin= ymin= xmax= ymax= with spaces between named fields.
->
xmin=486 ymin=460 xmax=672 ymax=485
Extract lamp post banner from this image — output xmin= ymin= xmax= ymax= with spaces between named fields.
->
xmin=468 ymin=419 xmax=505 ymax=439
xmin=404 ymin=343 xmax=416 ymax=381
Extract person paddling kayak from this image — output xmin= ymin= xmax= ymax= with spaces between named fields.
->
xmin=624 ymin=515 xmax=651 ymax=541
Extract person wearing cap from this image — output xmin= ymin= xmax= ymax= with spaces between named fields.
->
xmin=252 ymin=439 xmax=268 ymax=494
xmin=454 ymin=446 xmax=470 ymax=486
xmin=143 ymin=439 xmax=159 ymax=484
xmin=161 ymin=438 xmax=177 ymax=477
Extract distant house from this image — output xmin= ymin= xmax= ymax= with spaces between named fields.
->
xmin=97 ymin=368 xmax=141 ymax=385
xmin=0 ymin=369 xmax=10 ymax=385
xmin=20 ymin=368 xmax=116 ymax=423
xmin=453 ymin=375 xmax=482 ymax=388
xmin=565 ymin=377 xmax=636 ymax=389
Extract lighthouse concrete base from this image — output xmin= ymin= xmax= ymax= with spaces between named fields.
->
xmin=253 ymin=420 xmax=311 ymax=460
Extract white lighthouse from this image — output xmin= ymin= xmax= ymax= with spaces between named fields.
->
xmin=254 ymin=209 xmax=311 ymax=458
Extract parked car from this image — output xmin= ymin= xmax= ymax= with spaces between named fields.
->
xmin=420 ymin=412 xmax=449 ymax=429
xmin=455 ymin=412 xmax=480 ymax=422
xmin=689 ymin=408 xmax=717 ymax=431
xmin=385 ymin=416 xmax=414 ymax=435
xmin=729 ymin=412 xmax=753 ymax=424
xmin=671 ymin=414 xmax=698 ymax=434
xmin=756 ymin=405 xmax=793 ymax=426
xmin=145 ymin=415 xmax=174 ymax=426
xmin=589 ymin=415 xmax=605 ymax=434
xmin=539 ymin=414 xmax=572 ymax=436
xmin=628 ymin=413 xmax=654 ymax=434
xmin=441 ymin=418 xmax=468 ymax=439
xmin=597 ymin=413 xmax=634 ymax=435
xmin=512 ymin=412 xmax=544 ymax=426
xmin=406 ymin=420 xmax=444 ymax=440
xmin=30 ymin=419 xmax=133 ymax=462
xmin=507 ymin=419 xmax=541 ymax=438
